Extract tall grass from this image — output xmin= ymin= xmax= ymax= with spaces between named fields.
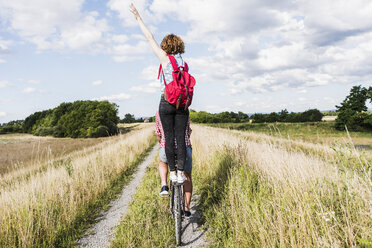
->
xmin=192 ymin=125 xmax=372 ymax=247
xmin=0 ymin=124 xmax=156 ymax=247
xmin=204 ymin=126 xmax=371 ymax=173
xmin=110 ymin=157 xmax=175 ymax=248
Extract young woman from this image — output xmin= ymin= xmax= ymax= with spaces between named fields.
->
xmin=130 ymin=4 xmax=189 ymax=183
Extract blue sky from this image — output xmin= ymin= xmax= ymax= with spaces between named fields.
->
xmin=0 ymin=0 xmax=371 ymax=123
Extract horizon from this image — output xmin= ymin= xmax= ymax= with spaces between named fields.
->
xmin=1 ymin=0 xmax=372 ymax=123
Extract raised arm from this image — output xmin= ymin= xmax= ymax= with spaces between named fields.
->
xmin=130 ymin=3 xmax=168 ymax=67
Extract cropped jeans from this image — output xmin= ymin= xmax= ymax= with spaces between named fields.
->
xmin=159 ymin=95 xmax=189 ymax=171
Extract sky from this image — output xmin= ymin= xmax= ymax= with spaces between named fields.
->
xmin=0 ymin=0 xmax=371 ymax=123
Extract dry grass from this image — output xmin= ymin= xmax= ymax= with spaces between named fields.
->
xmin=0 ymin=124 xmax=141 ymax=176
xmin=191 ymin=125 xmax=372 ymax=247
xmin=0 ymin=135 xmax=106 ymax=175
xmin=206 ymin=126 xmax=371 ymax=171
xmin=0 ymin=123 xmax=155 ymax=247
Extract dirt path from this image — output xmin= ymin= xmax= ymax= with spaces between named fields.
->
xmin=179 ymin=195 xmax=209 ymax=247
xmin=77 ymin=144 xmax=159 ymax=248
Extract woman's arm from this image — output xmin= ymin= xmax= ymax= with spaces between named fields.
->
xmin=130 ymin=3 xmax=168 ymax=67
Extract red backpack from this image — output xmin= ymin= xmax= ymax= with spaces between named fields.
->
xmin=158 ymin=55 xmax=196 ymax=110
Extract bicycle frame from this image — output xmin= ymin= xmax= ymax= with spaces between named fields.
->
xmin=169 ymin=180 xmax=185 ymax=245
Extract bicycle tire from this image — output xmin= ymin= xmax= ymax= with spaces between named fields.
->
xmin=170 ymin=184 xmax=174 ymax=216
xmin=174 ymin=184 xmax=182 ymax=245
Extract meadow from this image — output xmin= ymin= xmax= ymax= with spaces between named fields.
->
xmin=0 ymin=123 xmax=139 ymax=176
xmin=191 ymin=125 xmax=371 ymax=247
xmin=0 ymin=123 xmax=156 ymax=247
xmin=1 ymin=121 xmax=371 ymax=247
xmin=109 ymin=123 xmax=371 ymax=247
xmin=207 ymin=121 xmax=372 ymax=149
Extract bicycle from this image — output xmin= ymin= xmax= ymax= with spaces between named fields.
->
xmin=169 ymin=177 xmax=185 ymax=245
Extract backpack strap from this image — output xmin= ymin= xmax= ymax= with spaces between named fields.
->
xmin=168 ymin=55 xmax=179 ymax=71
xmin=157 ymin=64 xmax=167 ymax=86
xmin=157 ymin=64 xmax=162 ymax=80
xmin=184 ymin=62 xmax=189 ymax=72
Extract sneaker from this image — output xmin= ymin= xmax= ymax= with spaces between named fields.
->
xmin=177 ymin=170 xmax=186 ymax=184
xmin=184 ymin=211 xmax=191 ymax=217
xmin=159 ymin=185 xmax=169 ymax=197
xmin=169 ymin=171 xmax=177 ymax=182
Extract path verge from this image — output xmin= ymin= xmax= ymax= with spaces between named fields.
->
xmin=78 ymin=144 xmax=159 ymax=248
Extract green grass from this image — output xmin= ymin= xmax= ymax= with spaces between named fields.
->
xmin=205 ymin=122 xmax=372 ymax=140
xmin=110 ymin=157 xmax=175 ymax=248
xmin=194 ymin=146 xmax=372 ymax=247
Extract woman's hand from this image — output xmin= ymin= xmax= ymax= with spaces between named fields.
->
xmin=130 ymin=3 xmax=140 ymax=20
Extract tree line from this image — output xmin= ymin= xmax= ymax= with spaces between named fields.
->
xmin=250 ymin=109 xmax=323 ymax=123
xmin=189 ymin=110 xmax=249 ymax=123
xmin=1 ymin=85 xmax=371 ymax=136
xmin=5 ymin=100 xmax=120 ymax=138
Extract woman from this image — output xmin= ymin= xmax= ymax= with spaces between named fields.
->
xmin=130 ymin=4 xmax=188 ymax=183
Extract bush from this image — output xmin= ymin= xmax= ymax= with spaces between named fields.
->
xmin=0 ymin=120 xmax=23 ymax=134
xmin=22 ymin=100 xmax=120 ymax=138
xmin=34 ymin=127 xmax=54 ymax=136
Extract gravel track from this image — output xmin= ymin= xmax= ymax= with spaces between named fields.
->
xmin=179 ymin=194 xmax=209 ymax=247
xmin=77 ymin=144 xmax=159 ymax=248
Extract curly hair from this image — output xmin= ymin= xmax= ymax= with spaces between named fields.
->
xmin=160 ymin=34 xmax=185 ymax=55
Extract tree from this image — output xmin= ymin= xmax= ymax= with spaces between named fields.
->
xmin=22 ymin=100 xmax=119 ymax=138
xmin=335 ymin=85 xmax=371 ymax=131
xmin=279 ymin=109 xmax=289 ymax=122
xmin=300 ymin=109 xmax=323 ymax=122
xmin=122 ymin=113 xmax=136 ymax=123
xmin=237 ymin=111 xmax=249 ymax=122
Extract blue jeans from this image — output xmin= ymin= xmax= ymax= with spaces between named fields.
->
xmin=159 ymin=146 xmax=192 ymax=173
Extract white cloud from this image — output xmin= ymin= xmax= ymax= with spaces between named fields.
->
xmin=108 ymin=0 xmax=156 ymax=27
xmin=0 ymin=0 xmax=109 ymax=52
xmin=109 ymin=40 xmax=150 ymax=62
xmin=0 ymin=80 xmax=10 ymax=88
xmin=205 ymin=105 xmax=231 ymax=113
xmin=130 ymin=81 xmax=160 ymax=94
xmin=94 ymin=93 xmax=132 ymax=101
xmin=0 ymin=112 xmax=6 ymax=117
xmin=140 ymin=65 xmax=158 ymax=81
xmin=0 ymin=59 xmax=5 ymax=63
xmin=38 ymin=89 xmax=48 ymax=94
xmin=111 ymin=34 xmax=129 ymax=43
xmin=28 ymin=80 xmax=40 ymax=84
xmin=92 ymin=80 xmax=103 ymax=86
xmin=23 ymin=87 xmax=36 ymax=93
xmin=0 ymin=36 xmax=12 ymax=54
xmin=132 ymin=0 xmax=372 ymax=95
xmin=60 ymin=12 xmax=108 ymax=51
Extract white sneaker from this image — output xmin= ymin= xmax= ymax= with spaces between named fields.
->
xmin=169 ymin=171 xmax=177 ymax=182
xmin=177 ymin=170 xmax=186 ymax=184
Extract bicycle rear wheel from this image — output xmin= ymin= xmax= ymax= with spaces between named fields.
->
xmin=174 ymin=184 xmax=182 ymax=245
xmin=170 ymin=183 xmax=174 ymax=216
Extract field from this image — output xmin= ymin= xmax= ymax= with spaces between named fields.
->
xmin=0 ymin=122 xmax=371 ymax=247
xmin=0 ymin=124 xmax=139 ymax=175
xmin=207 ymin=121 xmax=372 ymax=148
xmin=0 ymin=123 xmax=156 ymax=247
xmin=190 ymin=125 xmax=371 ymax=247
xmin=106 ymin=122 xmax=371 ymax=247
